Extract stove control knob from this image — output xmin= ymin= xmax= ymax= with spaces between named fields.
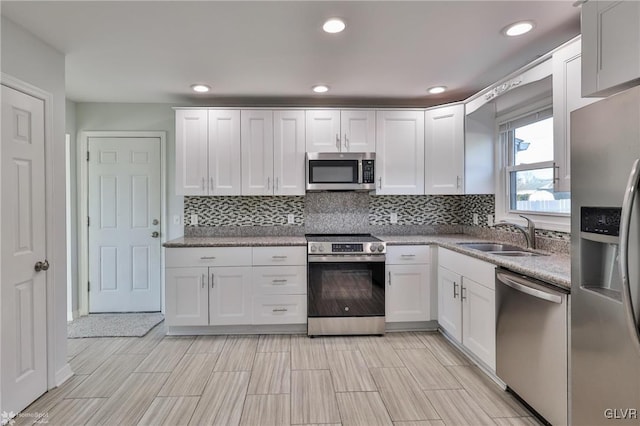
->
xmin=370 ymin=245 xmax=376 ymax=252
xmin=310 ymin=245 xmax=317 ymax=253
xmin=377 ymin=245 xmax=384 ymax=252
xmin=318 ymin=245 xmax=325 ymax=253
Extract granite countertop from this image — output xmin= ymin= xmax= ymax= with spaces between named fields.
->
xmin=163 ymin=236 xmax=308 ymax=247
xmin=378 ymin=234 xmax=570 ymax=290
xmin=164 ymin=233 xmax=570 ymax=290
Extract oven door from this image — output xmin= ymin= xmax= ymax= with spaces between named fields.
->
xmin=307 ymin=255 xmax=385 ymax=318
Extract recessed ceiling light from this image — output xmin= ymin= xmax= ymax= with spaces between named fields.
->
xmin=502 ymin=21 xmax=535 ymax=37
xmin=427 ymin=86 xmax=447 ymax=95
xmin=312 ymin=84 xmax=329 ymax=93
xmin=191 ymin=84 xmax=211 ymax=93
xmin=323 ymin=18 xmax=346 ymax=34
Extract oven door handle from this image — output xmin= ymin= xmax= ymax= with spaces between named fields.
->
xmin=308 ymin=255 xmax=386 ymax=263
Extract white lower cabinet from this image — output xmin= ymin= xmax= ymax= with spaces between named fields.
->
xmin=165 ymin=267 xmax=209 ymax=326
xmin=209 ymin=267 xmax=252 ymax=325
xmin=251 ymin=246 xmax=307 ymax=325
xmin=165 ymin=246 xmax=306 ymax=328
xmin=437 ymin=248 xmax=496 ymax=370
xmin=386 ymin=245 xmax=431 ymax=323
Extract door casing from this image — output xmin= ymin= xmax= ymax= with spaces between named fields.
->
xmin=78 ymin=131 xmax=167 ymax=316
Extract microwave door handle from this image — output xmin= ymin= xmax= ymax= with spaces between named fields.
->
xmin=358 ymin=161 xmax=363 ymax=184
xmin=619 ymin=158 xmax=640 ymax=354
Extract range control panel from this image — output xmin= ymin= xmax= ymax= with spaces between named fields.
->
xmin=581 ymin=207 xmax=621 ymax=236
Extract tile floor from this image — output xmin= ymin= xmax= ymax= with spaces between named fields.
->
xmin=15 ymin=324 xmax=542 ymax=426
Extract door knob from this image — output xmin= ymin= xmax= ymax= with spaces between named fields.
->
xmin=34 ymin=260 xmax=49 ymax=272
xmin=151 ymin=231 xmax=160 ymax=238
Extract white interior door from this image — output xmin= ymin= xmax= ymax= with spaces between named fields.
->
xmin=1 ymin=85 xmax=48 ymax=414
xmin=88 ymin=137 xmax=161 ymax=312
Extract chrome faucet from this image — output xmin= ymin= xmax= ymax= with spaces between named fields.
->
xmin=494 ymin=215 xmax=536 ymax=249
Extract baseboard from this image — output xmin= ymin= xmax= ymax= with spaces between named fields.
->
xmin=166 ymin=323 xmax=307 ymax=336
xmin=385 ymin=320 xmax=439 ymax=332
xmin=54 ymin=363 xmax=74 ymax=388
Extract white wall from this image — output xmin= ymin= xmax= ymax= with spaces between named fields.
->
xmin=1 ymin=15 xmax=70 ymax=390
xmin=65 ymin=100 xmax=78 ymax=318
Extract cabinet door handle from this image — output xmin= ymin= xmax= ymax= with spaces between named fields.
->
xmin=202 ymin=274 xmax=206 ymax=289
xmin=336 ymin=134 xmax=340 ymax=150
xmin=202 ymin=177 xmax=205 ymax=190
xmin=344 ymin=134 xmax=349 ymax=150
xmin=210 ymin=177 xmax=214 ymax=192
xmin=388 ymin=271 xmax=391 ymax=286
xmin=272 ymin=308 xmax=288 ymax=313
xmin=401 ymin=254 xmax=416 ymax=258
xmin=461 ymin=285 xmax=467 ymax=301
xmin=211 ymin=273 xmax=215 ymax=288
xmin=267 ymin=177 xmax=271 ymax=190
xmin=456 ymin=176 xmax=461 ymax=189
xmin=378 ymin=177 xmax=382 ymax=189
xmin=453 ymin=282 xmax=459 ymax=298
xmin=275 ymin=177 xmax=279 ymax=192
xmin=272 ymin=255 xmax=287 ymax=259
xmin=200 ymin=256 xmax=216 ymax=260
xmin=272 ymin=279 xmax=288 ymax=284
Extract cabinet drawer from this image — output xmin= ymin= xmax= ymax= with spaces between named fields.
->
xmin=166 ymin=247 xmax=252 ymax=267
xmin=252 ymin=266 xmax=307 ymax=295
xmin=252 ymin=246 xmax=306 ymax=266
xmin=252 ymin=295 xmax=307 ymax=325
xmin=386 ymin=245 xmax=431 ymax=264
xmin=438 ymin=248 xmax=495 ymax=290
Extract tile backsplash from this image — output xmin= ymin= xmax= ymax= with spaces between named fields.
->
xmin=183 ymin=192 xmax=569 ymax=247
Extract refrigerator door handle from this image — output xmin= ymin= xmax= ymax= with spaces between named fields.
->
xmin=619 ymin=158 xmax=640 ymax=354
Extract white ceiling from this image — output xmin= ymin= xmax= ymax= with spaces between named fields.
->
xmin=1 ymin=1 xmax=581 ymax=106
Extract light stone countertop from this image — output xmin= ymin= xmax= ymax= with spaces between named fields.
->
xmin=164 ymin=233 xmax=570 ymax=290
xmin=163 ymin=236 xmax=308 ymax=247
xmin=378 ymin=234 xmax=570 ymax=290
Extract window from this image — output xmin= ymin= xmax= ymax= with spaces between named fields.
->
xmin=499 ymin=107 xmax=570 ymax=217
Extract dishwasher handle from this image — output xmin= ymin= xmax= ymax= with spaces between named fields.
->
xmin=496 ymin=271 xmax=563 ymax=304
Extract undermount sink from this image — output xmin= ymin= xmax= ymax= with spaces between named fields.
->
xmin=457 ymin=242 xmax=524 ymax=252
xmin=490 ymin=251 xmax=546 ymax=257
xmin=457 ymin=242 xmax=548 ymax=257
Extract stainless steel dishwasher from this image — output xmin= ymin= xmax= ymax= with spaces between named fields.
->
xmin=496 ymin=268 xmax=569 ymax=426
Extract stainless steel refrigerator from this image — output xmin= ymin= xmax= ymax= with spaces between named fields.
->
xmin=571 ymin=85 xmax=640 ymax=425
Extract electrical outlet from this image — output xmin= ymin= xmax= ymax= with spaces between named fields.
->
xmin=287 ymin=214 xmax=295 ymax=224
xmin=190 ymin=214 xmax=198 ymax=226
xmin=173 ymin=215 xmax=181 ymax=225
xmin=390 ymin=212 xmax=398 ymax=224
xmin=487 ymin=214 xmax=494 ymax=227
xmin=472 ymin=213 xmax=479 ymax=225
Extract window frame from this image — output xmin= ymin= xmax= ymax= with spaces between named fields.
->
xmin=495 ymin=99 xmax=570 ymax=233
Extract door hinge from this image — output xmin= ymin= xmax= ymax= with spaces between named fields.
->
xmin=87 ymin=281 xmax=90 ymax=292
xmin=87 ymin=216 xmax=90 ymax=227
xmin=86 ymin=151 xmax=90 ymax=161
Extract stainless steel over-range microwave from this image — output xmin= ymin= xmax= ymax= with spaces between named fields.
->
xmin=305 ymin=152 xmax=376 ymax=191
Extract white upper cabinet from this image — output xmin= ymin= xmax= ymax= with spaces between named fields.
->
xmin=306 ymin=109 xmax=375 ymax=152
xmin=209 ymin=110 xmax=242 ymax=195
xmin=553 ymin=38 xmax=600 ymax=193
xmin=241 ymin=110 xmax=274 ymax=195
xmin=273 ymin=110 xmax=306 ymax=195
xmin=306 ymin=110 xmax=341 ymax=152
xmin=424 ymin=104 xmax=465 ymax=194
xmin=582 ymin=0 xmax=640 ymax=97
xmin=340 ymin=110 xmax=376 ymax=152
xmin=175 ymin=109 xmax=209 ymax=195
xmin=375 ymin=110 xmax=425 ymax=195
xmin=175 ymin=109 xmax=241 ymax=196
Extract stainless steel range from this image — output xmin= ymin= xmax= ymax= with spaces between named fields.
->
xmin=306 ymin=234 xmax=386 ymax=336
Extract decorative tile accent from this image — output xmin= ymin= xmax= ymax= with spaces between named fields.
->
xmin=461 ymin=195 xmax=495 ymax=228
xmin=369 ymin=195 xmax=462 ymax=225
xmin=184 ymin=196 xmax=304 ymax=227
